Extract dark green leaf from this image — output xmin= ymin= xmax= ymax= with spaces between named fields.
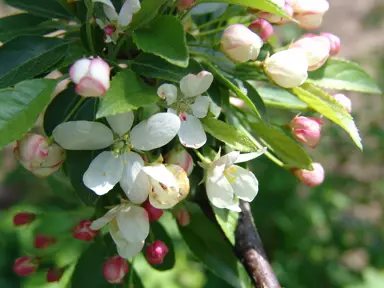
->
xmin=211 ymin=206 xmax=239 ymax=245
xmin=5 ymin=0 xmax=73 ymax=19
xmin=0 ymin=79 xmax=56 ymax=149
xmin=243 ymin=81 xmax=268 ymax=122
xmin=133 ymin=15 xmax=189 ymax=67
xmin=97 ymin=69 xmax=158 ymax=118
xmin=308 ymin=58 xmax=381 ymax=94
xmin=0 ymin=36 xmax=68 ymax=88
xmin=131 ymin=0 xmax=169 ymax=29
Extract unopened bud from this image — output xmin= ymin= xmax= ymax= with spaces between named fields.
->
xmin=72 ymin=220 xmax=99 ymax=242
xmin=34 ymin=234 xmax=57 ymax=249
xmin=220 ymin=24 xmax=263 ymax=63
xmin=293 ymin=162 xmax=324 ymax=187
xmin=258 ymin=4 xmax=294 ymax=24
xmin=177 ymin=0 xmax=195 ymax=11
xmin=175 ymin=206 xmax=190 ymax=227
xmin=145 ymin=240 xmax=169 ymax=265
xmin=103 ymin=255 xmax=129 ymax=284
xmin=13 ymin=212 xmax=36 ymax=226
xmin=320 ymin=32 xmax=341 ymax=56
xmin=104 ymin=25 xmax=115 ymax=36
xmin=13 ymin=256 xmax=39 ymax=276
xmin=14 ymin=134 xmax=65 ymax=177
xmin=333 ymin=93 xmax=352 ymax=113
xmin=46 ymin=267 xmax=64 ymax=283
xmin=293 ymin=0 xmax=329 ymax=30
xmin=143 ymin=200 xmax=164 ymax=222
xmin=165 ymin=147 xmax=194 ymax=175
xmin=248 ymin=19 xmax=274 ymax=41
xmin=291 ymin=35 xmax=330 ymax=71
xmin=69 ymin=57 xmax=110 ymax=97
xmin=291 ymin=116 xmax=322 ymax=148
xmin=264 ymin=49 xmax=308 ymax=88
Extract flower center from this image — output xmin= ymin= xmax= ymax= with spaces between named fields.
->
xmin=112 ymin=134 xmax=133 ymax=156
xmin=224 ymin=166 xmax=238 ymax=184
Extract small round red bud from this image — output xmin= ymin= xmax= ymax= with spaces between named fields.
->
xmin=320 ymin=32 xmax=341 ymax=56
xmin=291 ymin=116 xmax=323 ymax=148
xmin=13 ymin=256 xmax=39 ymax=276
xmin=46 ymin=267 xmax=64 ymax=283
xmin=145 ymin=240 xmax=169 ymax=265
xmin=72 ymin=220 xmax=99 ymax=242
xmin=34 ymin=234 xmax=57 ymax=249
xmin=104 ymin=25 xmax=115 ymax=36
xmin=143 ymin=200 xmax=164 ymax=222
xmin=13 ymin=212 xmax=36 ymax=226
xmin=293 ymin=162 xmax=325 ymax=187
xmin=248 ymin=19 xmax=274 ymax=41
xmin=103 ymin=255 xmax=129 ymax=284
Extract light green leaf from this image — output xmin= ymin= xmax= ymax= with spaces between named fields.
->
xmin=211 ymin=205 xmax=239 ymax=245
xmin=5 ymin=0 xmax=73 ymax=19
xmin=0 ymin=79 xmax=56 ymax=149
xmin=292 ymin=83 xmax=362 ymax=149
xmin=0 ymin=35 xmax=68 ymax=88
xmin=308 ymin=58 xmax=381 ymax=94
xmin=131 ymin=0 xmax=169 ymax=29
xmin=97 ymin=69 xmax=158 ymax=118
xmin=202 ymin=117 xmax=259 ymax=152
xmin=133 ymin=15 xmax=189 ymax=67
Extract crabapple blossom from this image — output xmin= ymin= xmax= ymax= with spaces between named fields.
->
xmin=292 ymin=0 xmax=329 ymax=30
xmin=13 ymin=256 xmax=39 ymax=276
xmin=143 ymin=200 xmax=163 ymax=222
xmin=72 ymin=220 xmax=99 ymax=241
xmin=248 ymin=19 xmax=274 ymax=41
xmin=320 ymin=32 xmax=341 ymax=56
xmin=220 ymin=24 xmax=263 ymax=63
xmin=145 ymin=240 xmax=169 ymax=265
xmin=291 ymin=116 xmax=323 ymax=148
xmin=46 ymin=267 xmax=64 ymax=283
xmin=13 ymin=212 xmax=36 ymax=226
xmin=165 ymin=146 xmax=194 ymax=175
xmin=293 ymin=162 xmax=325 ymax=187
xmin=333 ymin=93 xmax=352 ymax=113
xmin=103 ymin=255 xmax=129 ymax=284
xmin=157 ymin=71 xmax=220 ymax=148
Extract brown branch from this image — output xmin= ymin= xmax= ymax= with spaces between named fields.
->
xmin=235 ymin=200 xmax=281 ymax=288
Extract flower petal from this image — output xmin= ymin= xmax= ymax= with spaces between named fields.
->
xmin=125 ymin=170 xmax=150 ymax=204
xmin=190 ymin=96 xmax=210 ymax=118
xmin=53 ymin=121 xmax=114 ymax=150
xmin=106 ymin=111 xmax=134 ymax=136
xmin=157 ymin=84 xmax=178 ymax=105
xmin=88 ymin=58 xmax=110 ymax=92
xmin=206 ymin=173 xmax=238 ymax=211
xmin=180 ymin=71 xmax=214 ymax=97
xmin=130 ymin=113 xmax=180 ymax=151
xmin=118 ymin=0 xmax=141 ymax=27
xmin=226 ymin=165 xmax=259 ymax=202
xmin=116 ymin=205 xmax=149 ymax=243
xmin=178 ymin=114 xmax=206 ymax=148
xmin=83 ymin=151 xmax=124 ymax=195
xmin=75 ymin=77 xmax=107 ymax=97
xmin=234 ymin=148 xmax=267 ymax=164
xmin=119 ymin=151 xmax=144 ymax=194
xmin=141 ymin=164 xmax=177 ymax=187
xmin=209 ymin=100 xmax=221 ymax=118
xmin=212 ymin=151 xmax=240 ymax=168
xmin=90 ymin=205 xmax=121 ymax=230
xmin=69 ymin=58 xmax=90 ymax=84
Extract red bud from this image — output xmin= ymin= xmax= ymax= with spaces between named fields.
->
xmin=103 ymin=255 xmax=129 ymax=284
xmin=72 ymin=220 xmax=99 ymax=242
xmin=13 ymin=212 xmax=36 ymax=226
xmin=13 ymin=256 xmax=39 ymax=276
xmin=145 ymin=240 xmax=169 ymax=265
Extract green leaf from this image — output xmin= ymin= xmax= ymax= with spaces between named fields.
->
xmin=133 ymin=15 xmax=189 ymax=67
xmin=202 ymin=118 xmax=259 ymax=152
xmin=243 ymin=81 xmax=268 ymax=122
xmin=292 ymin=83 xmax=362 ymax=149
xmin=0 ymin=14 xmax=56 ymax=42
xmin=147 ymin=222 xmax=175 ymax=271
xmin=5 ymin=0 xmax=73 ymax=19
xmin=178 ymin=202 xmax=250 ymax=288
xmin=131 ymin=53 xmax=202 ymax=82
xmin=308 ymin=58 xmax=381 ymax=94
xmin=211 ymin=206 xmax=239 ymax=245
xmin=0 ymin=36 xmax=68 ymax=88
xmin=97 ymin=70 xmax=158 ymax=118
xmin=0 ymin=79 xmax=56 ymax=149
xmin=131 ymin=0 xmax=169 ymax=30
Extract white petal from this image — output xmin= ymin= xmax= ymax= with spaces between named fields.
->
xmin=90 ymin=205 xmax=121 ymax=230
xmin=53 ymin=121 xmax=114 ymax=150
xmin=83 ymin=152 xmax=124 ymax=195
xmin=157 ymin=84 xmax=178 ymax=105
xmin=116 ymin=205 xmax=149 ymax=242
xmin=178 ymin=114 xmax=206 ymax=148
xmin=130 ymin=113 xmax=181 ymax=151
xmin=209 ymin=100 xmax=221 ymax=118
xmin=118 ymin=0 xmax=141 ymax=27
xmin=119 ymin=151 xmax=144 ymax=193
xmin=212 ymin=151 xmax=240 ymax=168
xmin=180 ymin=71 xmax=214 ymax=97
xmin=190 ymin=96 xmax=210 ymax=118
xmin=125 ymin=170 xmax=150 ymax=204
xmin=142 ymin=164 xmax=177 ymax=186
xmin=227 ymin=165 xmax=259 ymax=202
xmin=167 ymin=108 xmax=177 ymax=115
xmin=106 ymin=111 xmax=134 ymax=136
xmin=206 ymin=173 xmax=235 ymax=209
xmin=109 ymin=220 xmax=144 ymax=258
xmin=234 ymin=148 xmax=267 ymax=164
xmin=69 ymin=58 xmax=90 ymax=84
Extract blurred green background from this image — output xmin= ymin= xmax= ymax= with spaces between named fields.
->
xmin=1 ymin=0 xmax=384 ymax=287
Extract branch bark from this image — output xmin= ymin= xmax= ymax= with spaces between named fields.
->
xmin=235 ymin=200 xmax=281 ymax=288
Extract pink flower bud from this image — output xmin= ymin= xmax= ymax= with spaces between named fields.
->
xmin=34 ymin=234 xmax=57 ymax=249
xmin=103 ymin=255 xmax=129 ymax=284
xmin=177 ymin=0 xmax=195 ymax=11
xmin=320 ymin=32 xmax=341 ymax=56
xmin=293 ymin=162 xmax=325 ymax=187
xmin=104 ymin=25 xmax=115 ymax=36
xmin=14 ymin=134 xmax=65 ymax=177
xmin=146 ymin=240 xmax=169 ymax=265
xmin=13 ymin=256 xmax=39 ymax=276
xmin=143 ymin=200 xmax=164 ymax=222
xmin=69 ymin=57 xmax=110 ymax=97
xmin=258 ymin=4 xmax=294 ymax=25
xmin=72 ymin=220 xmax=99 ymax=242
xmin=221 ymin=24 xmax=263 ymax=63
xmin=165 ymin=147 xmax=194 ymax=175
xmin=290 ymin=35 xmax=330 ymax=71
xmin=333 ymin=93 xmax=352 ymax=113
xmin=293 ymin=0 xmax=329 ymax=30
xmin=13 ymin=212 xmax=36 ymax=226
xmin=248 ymin=19 xmax=274 ymax=41
xmin=264 ymin=49 xmax=308 ymax=88
xmin=46 ymin=267 xmax=64 ymax=283
xmin=175 ymin=206 xmax=190 ymax=227
xmin=291 ymin=116 xmax=323 ymax=148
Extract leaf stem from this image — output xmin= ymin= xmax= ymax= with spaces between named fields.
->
xmin=85 ymin=0 xmax=96 ymax=55
xmin=195 ymin=26 xmax=227 ymax=37
xmin=111 ymin=37 xmax=126 ymax=60
xmin=128 ymin=258 xmax=135 ymax=288
xmin=194 ymin=150 xmax=211 ymax=164
xmin=63 ymin=98 xmax=86 ymax=123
